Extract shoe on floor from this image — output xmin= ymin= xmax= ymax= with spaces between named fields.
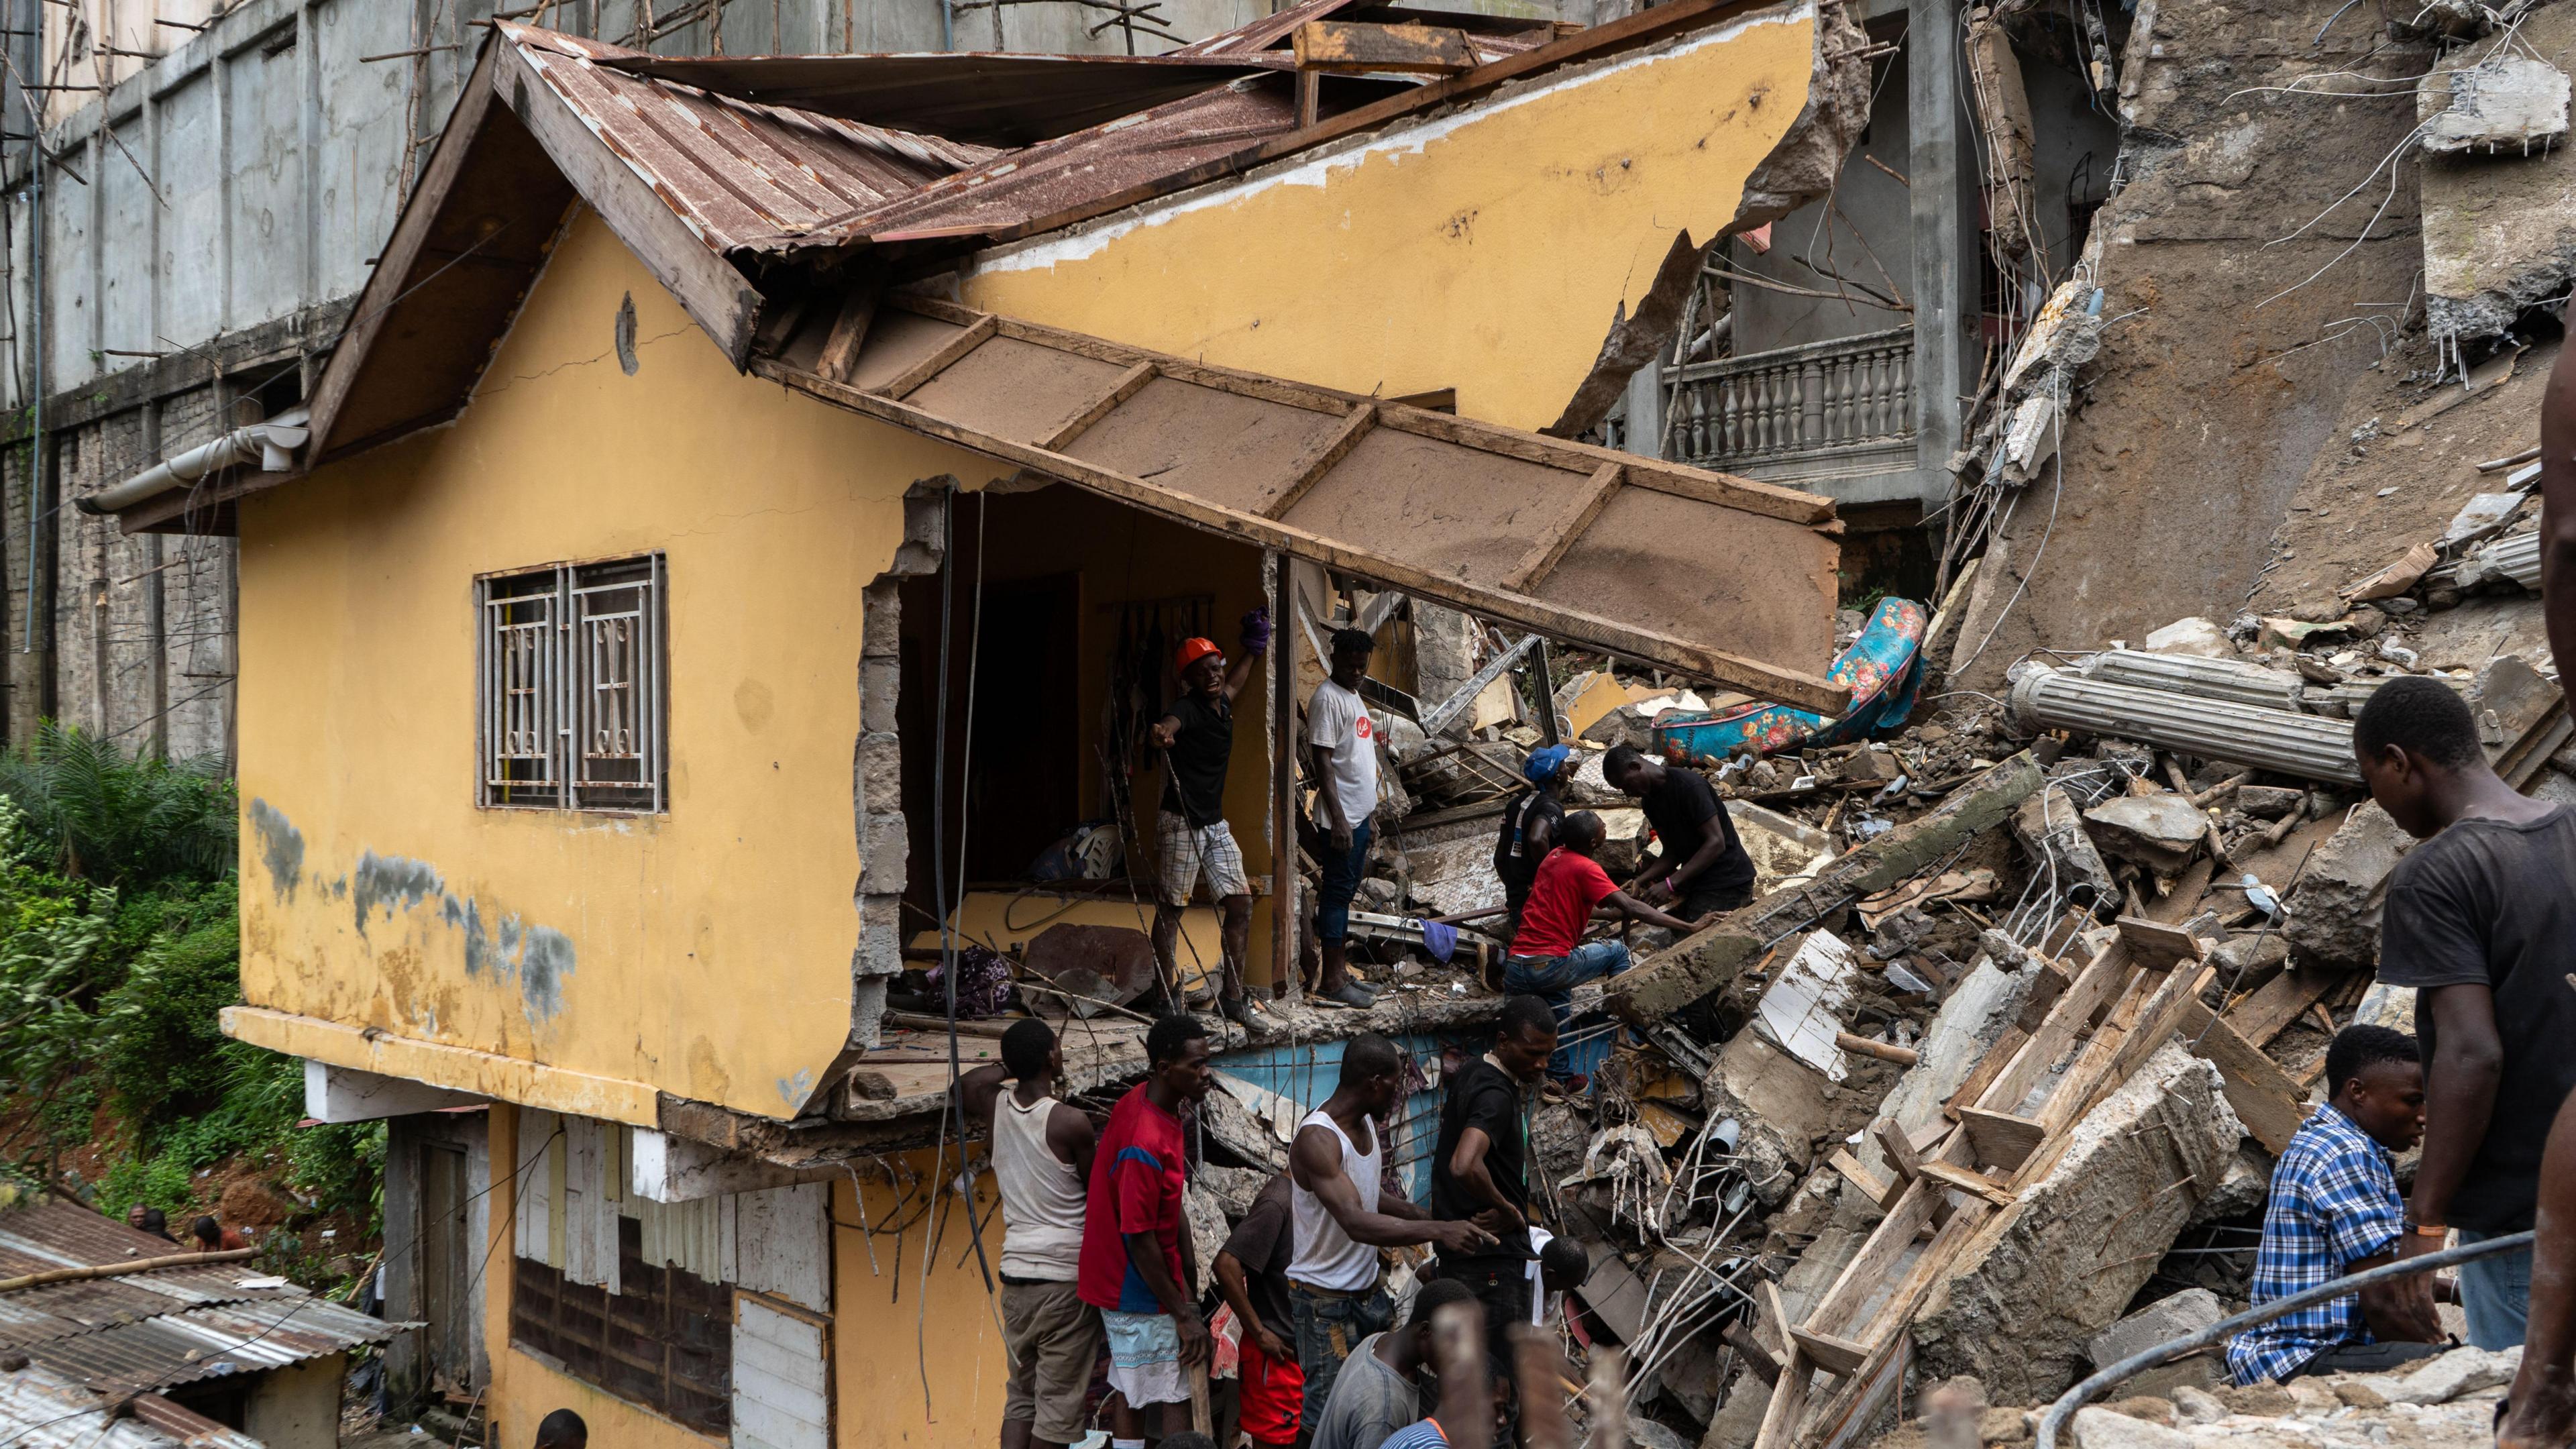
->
xmin=1322 ymin=980 xmax=1376 ymax=1010
xmin=1218 ymin=995 xmax=1255 ymax=1026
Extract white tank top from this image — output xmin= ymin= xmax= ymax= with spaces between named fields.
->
xmin=1289 ymin=1108 xmax=1384 ymax=1291
xmin=994 ymin=1091 xmax=1085 ymax=1282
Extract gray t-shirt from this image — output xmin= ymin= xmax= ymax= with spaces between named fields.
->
xmin=2377 ymin=806 xmax=2576 ymax=1232
xmin=1309 ymin=1333 xmax=1421 ymax=1449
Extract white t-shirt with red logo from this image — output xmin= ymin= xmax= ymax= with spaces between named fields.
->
xmin=1305 ymin=679 xmax=1380 ymax=830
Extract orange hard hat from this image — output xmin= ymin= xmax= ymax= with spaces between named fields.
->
xmin=1175 ymin=637 xmax=1222 ymax=671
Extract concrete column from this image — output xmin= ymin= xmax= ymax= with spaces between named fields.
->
xmin=1622 ymin=354 xmax=1665 ymax=459
xmin=1909 ymin=0 xmax=1966 ymax=508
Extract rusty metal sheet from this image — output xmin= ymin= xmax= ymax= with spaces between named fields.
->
xmin=762 ymin=297 xmax=1846 ymax=711
xmin=0 ymin=1361 xmax=263 ymax=1449
xmin=500 ymin=25 xmax=997 ymax=255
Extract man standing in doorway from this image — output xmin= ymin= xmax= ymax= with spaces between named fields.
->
xmin=1150 ymin=611 xmax=1270 ymax=1024
xmin=1602 ymin=745 xmax=1756 ymax=934
xmin=958 ymin=1020 xmax=1104 ymax=1449
xmin=1432 ymin=997 xmax=1559 ymax=1346
xmin=2355 ymin=677 xmax=2576 ymax=1349
xmin=1288 ymin=1035 xmax=1497 ymax=1430
xmin=1306 ymin=628 xmax=1382 ymax=1009
xmin=1081 ymin=1014 xmax=1220 ymax=1448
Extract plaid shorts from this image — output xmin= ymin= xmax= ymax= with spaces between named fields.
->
xmin=1157 ymin=811 xmax=1250 ymax=906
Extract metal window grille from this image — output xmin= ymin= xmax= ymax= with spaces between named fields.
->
xmin=478 ymin=554 xmax=667 ymax=813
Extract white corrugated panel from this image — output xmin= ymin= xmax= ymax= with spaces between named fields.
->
xmin=733 ymin=1294 xmax=830 ymax=1449
xmin=514 ymin=1108 xmax=560 ymax=1267
xmin=734 ymin=1183 xmax=830 ymax=1311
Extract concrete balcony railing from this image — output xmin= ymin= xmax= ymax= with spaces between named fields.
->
xmin=1613 ymin=328 xmax=1918 ymax=493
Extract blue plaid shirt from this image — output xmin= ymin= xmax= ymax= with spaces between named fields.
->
xmin=2226 ymin=1103 xmax=2402 ymax=1384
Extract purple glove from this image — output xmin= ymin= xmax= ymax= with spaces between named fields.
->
xmin=1240 ymin=606 xmax=1273 ymax=655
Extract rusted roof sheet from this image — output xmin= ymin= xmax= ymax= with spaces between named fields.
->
xmin=589 ymin=52 xmax=1292 ymax=147
xmin=0 ymin=1201 xmax=397 ymax=1399
xmin=498 ymin=24 xmax=998 ymax=254
xmin=0 ymin=1362 xmax=262 ymax=1449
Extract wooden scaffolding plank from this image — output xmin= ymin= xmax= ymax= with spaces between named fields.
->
xmin=873 ymin=315 xmax=998 ymax=400
xmin=1259 ymin=403 xmax=1378 ymax=519
xmin=1507 ymin=461 xmax=1624 ymax=590
xmin=1041 ymin=361 xmax=1159 ymax=449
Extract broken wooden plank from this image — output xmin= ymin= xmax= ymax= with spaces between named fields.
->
xmin=1837 ymin=1031 xmax=1920 ymax=1067
xmin=1870 ymin=1118 xmax=1921 ymax=1183
xmin=1505 ymin=461 xmax=1622 ymax=591
xmin=1788 ymin=1326 xmax=1872 ymax=1377
xmin=1759 ymin=1279 xmax=1794 ymax=1359
xmin=2176 ymin=997 xmax=2313 ymax=1155
xmin=1957 ymin=1107 xmax=2045 ymax=1173
xmin=2114 ymin=914 xmax=2206 ymax=971
xmin=873 ymin=314 xmax=999 ymax=400
xmin=1722 ymin=1321 xmax=1781 ymax=1387
xmin=2223 ymin=963 xmax=2339 ymax=1046
xmin=1915 ymin=1159 xmax=2017 ymax=1207
xmin=1041 ymin=360 xmax=1159 ymax=449
xmin=1292 ymin=18 xmax=1481 ymax=74
xmin=1827 ymin=1148 xmax=1900 ymax=1212
xmin=814 ymin=284 xmax=881 ymax=384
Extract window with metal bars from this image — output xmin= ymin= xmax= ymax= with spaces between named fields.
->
xmin=478 ymin=554 xmax=667 ymax=813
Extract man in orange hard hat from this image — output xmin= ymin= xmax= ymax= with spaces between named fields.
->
xmin=1146 ymin=611 xmax=1269 ymax=1023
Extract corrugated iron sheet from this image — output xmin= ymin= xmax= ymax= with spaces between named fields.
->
xmin=21 ymin=1297 xmax=396 ymax=1396
xmin=499 ymin=24 xmax=999 ymax=254
xmin=0 ymin=1362 xmax=262 ymax=1449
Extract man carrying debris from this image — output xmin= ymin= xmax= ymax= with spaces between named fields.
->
xmin=1502 ymin=811 xmax=1713 ymax=1085
xmin=957 ymin=1020 xmax=1104 ymax=1449
xmin=2226 ymin=1025 xmax=2448 ymax=1383
xmin=1432 ymin=996 xmax=1558 ymax=1345
xmin=1307 ymin=627 xmax=1383 ymax=1010
xmin=1150 ymin=616 xmax=1269 ymax=1024
xmin=1305 ymin=1278 xmax=1483 ymax=1449
xmin=1601 ymin=744 xmax=1756 ymax=929
xmin=1081 ymin=1014 xmax=1218 ymax=1447
xmin=1492 ymin=745 xmax=1574 ymax=936
xmin=1212 ymin=1173 xmax=1303 ymax=1449
xmin=2355 ymin=677 xmax=2576 ymax=1350
xmin=1287 ymin=1034 xmax=1498 ymax=1430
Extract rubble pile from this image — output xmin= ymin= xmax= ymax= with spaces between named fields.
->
xmin=1304 ymin=577 xmax=2570 ymax=1449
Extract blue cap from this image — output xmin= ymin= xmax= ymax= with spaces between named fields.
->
xmin=1524 ymin=745 xmax=1573 ymax=784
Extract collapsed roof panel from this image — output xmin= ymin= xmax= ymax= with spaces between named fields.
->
xmin=767 ymin=295 xmax=1847 ymax=710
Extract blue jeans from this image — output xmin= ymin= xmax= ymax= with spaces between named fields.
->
xmin=1288 ymin=1279 xmax=1393 ymax=1432
xmin=1316 ymin=819 xmax=1372 ymax=943
xmin=2459 ymin=1228 xmax=2533 ymax=1348
xmin=1502 ymin=939 xmax=1631 ymax=1077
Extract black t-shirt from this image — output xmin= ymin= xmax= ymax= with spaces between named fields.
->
xmin=2377 ymin=806 xmax=2576 ymax=1232
xmin=1493 ymin=790 xmax=1567 ymax=888
xmin=1220 ymin=1175 xmax=1297 ymax=1340
xmin=1432 ymin=1058 xmax=1530 ymax=1268
xmin=1161 ymin=693 xmax=1233 ymax=826
xmin=1642 ymin=766 xmax=1754 ymax=896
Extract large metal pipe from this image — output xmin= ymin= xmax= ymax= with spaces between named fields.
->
xmin=2077 ymin=649 xmax=2303 ymax=712
xmin=76 ymin=407 xmax=310 ymax=515
xmin=2010 ymin=665 xmax=2361 ymax=784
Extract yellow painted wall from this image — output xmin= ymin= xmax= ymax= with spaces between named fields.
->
xmin=233 ymin=208 xmax=1016 ymax=1119
xmin=957 ymin=2 xmax=1823 ymax=430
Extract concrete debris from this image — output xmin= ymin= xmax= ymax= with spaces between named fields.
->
xmin=2280 ymin=802 xmax=2414 ymax=967
xmin=2420 ymin=52 xmax=2569 ymax=154
xmin=1913 ymin=1046 xmax=2244 ymax=1405
xmin=2011 ymin=665 xmax=2362 ymax=786
xmin=2013 ymin=784 xmax=2118 ymax=914
xmin=2070 ymin=1407 xmax=2194 ymax=1449
xmin=2381 ymin=1345 xmax=2520 ymax=1404
xmin=2081 ymin=794 xmax=2212 ymax=875
xmin=2137 ymin=618 xmax=2233 ymax=659
xmin=2084 ymin=1290 xmax=2226 ymax=1398
xmin=2438 ymin=491 xmax=2527 ymax=551
xmin=2423 ymin=0 xmax=2576 ymax=344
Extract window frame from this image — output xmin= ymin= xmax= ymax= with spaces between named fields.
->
xmin=475 ymin=552 xmax=669 ymax=814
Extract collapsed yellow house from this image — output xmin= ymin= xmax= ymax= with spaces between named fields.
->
xmin=91 ymin=4 xmax=1866 ymax=1445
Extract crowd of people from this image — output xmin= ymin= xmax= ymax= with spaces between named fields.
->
xmin=957 ymin=1000 xmax=1599 ymax=1449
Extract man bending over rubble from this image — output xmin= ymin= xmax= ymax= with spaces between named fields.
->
xmin=2226 ymin=1024 xmax=2446 ymax=1383
xmin=1502 ymin=811 xmax=1713 ymax=1085
xmin=1601 ymin=745 xmax=1756 ymax=931
xmin=2355 ymin=676 xmax=2576 ymax=1350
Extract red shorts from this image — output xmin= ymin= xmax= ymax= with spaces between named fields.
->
xmin=1238 ymin=1327 xmax=1305 ymax=1446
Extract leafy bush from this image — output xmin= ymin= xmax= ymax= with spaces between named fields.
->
xmin=0 ymin=722 xmax=235 ymax=885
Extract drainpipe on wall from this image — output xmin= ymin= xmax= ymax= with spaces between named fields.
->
xmin=21 ymin=9 xmax=41 ymax=658
xmin=75 ymin=408 xmax=311 ymax=516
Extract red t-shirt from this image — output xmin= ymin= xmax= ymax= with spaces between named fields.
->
xmin=1077 ymin=1081 xmax=1190 ymax=1313
xmin=1513 ymin=847 xmax=1617 ymax=958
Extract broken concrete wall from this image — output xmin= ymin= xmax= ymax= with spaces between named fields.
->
xmin=2420 ymin=4 xmax=2576 ymax=346
xmin=1947 ymin=0 xmax=2435 ymax=687
xmin=1857 ymin=951 xmax=2039 ymax=1179
xmin=1911 ymin=1044 xmax=2245 ymax=1405
xmin=2280 ymin=802 xmax=2413 ymax=967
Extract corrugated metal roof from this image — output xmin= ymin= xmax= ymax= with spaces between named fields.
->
xmin=0 ymin=1361 xmax=262 ymax=1449
xmin=0 ymin=1201 xmax=398 ymax=1399
xmin=498 ymin=24 xmax=1000 ymax=254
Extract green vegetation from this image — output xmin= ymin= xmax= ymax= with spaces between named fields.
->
xmin=0 ymin=724 xmax=380 ymax=1274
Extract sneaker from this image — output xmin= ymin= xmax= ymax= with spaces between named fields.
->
xmin=1321 ymin=980 xmax=1377 ymax=1010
